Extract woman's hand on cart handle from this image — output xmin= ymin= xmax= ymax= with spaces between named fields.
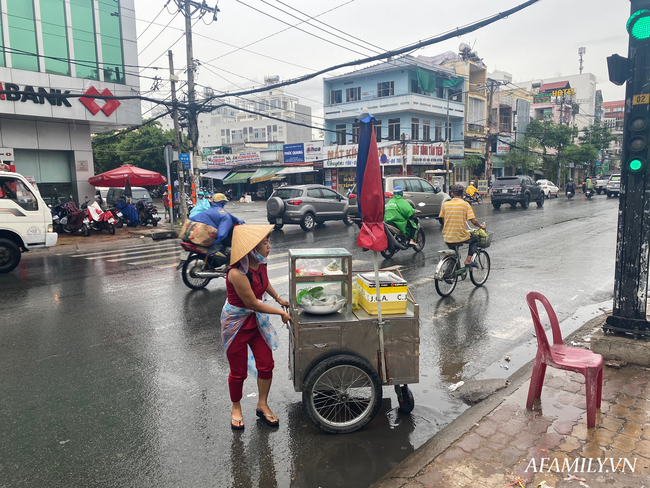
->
xmin=276 ymin=296 xmax=290 ymax=307
xmin=280 ymin=310 xmax=292 ymax=324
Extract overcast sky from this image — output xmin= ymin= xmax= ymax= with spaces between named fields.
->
xmin=135 ymin=0 xmax=630 ymax=127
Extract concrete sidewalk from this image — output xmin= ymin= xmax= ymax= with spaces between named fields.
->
xmin=371 ymin=314 xmax=650 ymax=488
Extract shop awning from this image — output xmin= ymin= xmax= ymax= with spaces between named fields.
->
xmin=202 ymin=169 xmax=231 ymax=180
xmin=491 ymin=156 xmax=506 ymax=169
xmin=223 ymin=172 xmax=255 ymax=185
xmin=277 ymin=166 xmax=315 ymax=175
xmin=250 ymin=167 xmax=282 ymax=184
xmin=450 ymin=159 xmax=468 ymax=167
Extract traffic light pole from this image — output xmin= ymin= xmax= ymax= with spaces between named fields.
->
xmin=168 ymin=50 xmax=187 ymax=222
xmin=606 ymin=1 xmax=650 ymax=337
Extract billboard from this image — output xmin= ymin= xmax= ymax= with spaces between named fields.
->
xmin=305 ymin=141 xmax=323 ymax=162
xmin=283 ymin=143 xmax=305 ymax=164
xmin=321 ymin=142 xmax=445 ymax=168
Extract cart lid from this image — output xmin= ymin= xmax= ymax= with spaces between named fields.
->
xmin=289 ymin=248 xmax=351 ymax=258
xmin=357 ymin=272 xmax=407 ymax=286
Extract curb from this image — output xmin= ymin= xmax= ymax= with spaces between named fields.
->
xmin=369 ymin=313 xmax=607 ymax=488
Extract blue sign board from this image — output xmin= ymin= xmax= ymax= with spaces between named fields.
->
xmin=183 ymin=160 xmax=191 ymax=170
xmin=283 ymin=143 xmax=305 ymax=164
xmin=179 ymin=153 xmax=191 ymax=162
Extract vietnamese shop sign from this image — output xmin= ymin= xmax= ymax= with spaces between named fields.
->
xmin=235 ymin=151 xmax=261 ymax=165
xmin=283 ymin=143 xmax=305 ymax=164
xmin=322 ymin=142 xmax=445 ymax=168
xmin=305 ymin=142 xmax=323 ymax=162
xmin=410 ymin=143 xmax=445 ymax=165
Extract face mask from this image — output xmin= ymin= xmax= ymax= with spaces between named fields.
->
xmin=255 ymin=251 xmax=267 ymax=263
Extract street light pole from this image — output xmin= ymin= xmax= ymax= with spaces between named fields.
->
xmin=446 ymin=91 xmax=451 ymax=193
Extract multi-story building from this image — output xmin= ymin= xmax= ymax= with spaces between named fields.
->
xmin=321 ymin=55 xmax=465 ymax=188
xmin=197 ymin=78 xmax=312 ymax=151
xmin=518 ymin=73 xmax=598 ymax=132
xmin=602 ymin=100 xmax=624 ymax=172
xmin=0 ymin=0 xmax=141 ymax=202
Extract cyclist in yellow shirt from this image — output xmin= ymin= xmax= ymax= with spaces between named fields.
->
xmin=440 ymin=184 xmax=487 ymax=267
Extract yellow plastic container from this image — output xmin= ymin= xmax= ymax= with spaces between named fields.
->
xmin=356 ymin=272 xmax=408 ymax=315
xmin=351 ymin=285 xmax=360 ymax=310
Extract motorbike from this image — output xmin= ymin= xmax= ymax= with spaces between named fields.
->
xmin=84 ymin=200 xmax=116 ymax=234
xmin=585 ymin=188 xmax=594 ymax=199
xmin=381 ymin=202 xmax=426 ymax=259
xmin=178 ymin=241 xmax=231 ymax=289
xmin=135 ymin=199 xmax=161 ymax=227
xmin=224 ymin=188 xmax=235 ymax=201
xmin=463 ymin=193 xmax=483 ymax=205
xmin=50 ymin=200 xmax=90 ymax=236
xmin=566 ymin=190 xmax=575 ymax=200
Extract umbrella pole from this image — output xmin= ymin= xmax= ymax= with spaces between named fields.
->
xmin=373 ymin=250 xmax=387 ymax=382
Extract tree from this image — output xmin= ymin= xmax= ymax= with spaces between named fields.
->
xmin=563 ymin=144 xmax=598 ymax=174
xmin=92 ymin=120 xmax=185 ymax=175
xmin=503 ymin=136 xmax=541 ymax=174
xmin=578 ymin=123 xmax=617 ymax=175
xmin=526 ymin=118 xmax=578 ymax=184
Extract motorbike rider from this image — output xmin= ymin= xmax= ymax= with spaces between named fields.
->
xmin=566 ymin=179 xmax=576 ymax=196
xmin=384 ymin=186 xmax=420 ymax=246
xmin=439 ymin=184 xmax=487 ymax=268
xmin=585 ymin=176 xmax=595 ymax=194
xmin=465 ymin=182 xmax=479 ymax=202
xmin=189 ymin=191 xmax=210 ymax=218
xmin=189 ymin=193 xmax=244 ymax=257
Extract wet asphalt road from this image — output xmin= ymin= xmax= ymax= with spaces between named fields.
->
xmin=0 ymin=195 xmax=619 ymax=488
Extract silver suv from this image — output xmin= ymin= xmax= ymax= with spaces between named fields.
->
xmin=606 ymin=174 xmax=621 ymax=197
xmin=348 ymin=176 xmax=450 ymax=222
xmin=266 ymin=185 xmax=353 ymax=231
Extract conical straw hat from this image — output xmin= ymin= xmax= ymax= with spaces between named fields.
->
xmin=230 ymin=224 xmax=274 ymax=265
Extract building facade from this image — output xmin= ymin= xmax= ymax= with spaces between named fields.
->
xmin=0 ymin=0 xmax=141 ymax=202
xmin=602 ymin=100 xmax=624 ymax=172
xmin=197 ymin=79 xmax=312 ymax=151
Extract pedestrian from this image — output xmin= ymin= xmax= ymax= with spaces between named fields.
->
xmin=162 ymin=192 xmax=170 ymax=221
xmin=220 ymin=224 xmax=291 ymax=430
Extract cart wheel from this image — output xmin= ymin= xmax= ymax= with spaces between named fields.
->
xmin=394 ymin=385 xmax=415 ymax=414
xmin=302 ymin=354 xmax=382 ymax=434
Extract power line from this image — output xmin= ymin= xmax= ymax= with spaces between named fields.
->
xmin=200 ymin=0 xmax=541 ymax=107
xmin=137 ymin=1 xmax=172 ymax=40
xmin=138 ymin=11 xmax=180 ymax=56
xmin=233 ymin=0 xmax=373 ymax=58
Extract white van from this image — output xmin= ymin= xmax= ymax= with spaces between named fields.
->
xmin=0 ymin=166 xmax=57 ymax=273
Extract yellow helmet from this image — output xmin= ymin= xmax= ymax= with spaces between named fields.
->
xmin=213 ymin=193 xmax=227 ymax=202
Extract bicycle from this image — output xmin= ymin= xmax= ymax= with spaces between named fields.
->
xmin=434 ymin=227 xmax=492 ymax=297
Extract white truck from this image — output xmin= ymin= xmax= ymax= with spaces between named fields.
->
xmin=0 ymin=165 xmax=58 ymax=272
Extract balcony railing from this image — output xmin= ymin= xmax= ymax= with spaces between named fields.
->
xmin=324 ymin=92 xmax=465 ymax=119
xmin=467 ymin=123 xmax=484 ymax=133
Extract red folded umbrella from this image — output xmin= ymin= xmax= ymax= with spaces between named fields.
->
xmin=88 ymin=164 xmax=167 ymax=187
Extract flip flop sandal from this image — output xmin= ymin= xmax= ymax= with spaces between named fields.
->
xmin=465 ymin=262 xmax=479 ymax=269
xmin=231 ymin=417 xmax=245 ymax=430
xmin=256 ymin=409 xmax=280 ymax=427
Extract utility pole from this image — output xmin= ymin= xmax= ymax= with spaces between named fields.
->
xmin=176 ymin=0 xmax=219 ymax=205
xmin=485 ymin=79 xmax=499 ymax=185
xmin=401 ymin=133 xmax=407 ymax=176
xmin=168 ymin=50 xmax=187 ymax=222
xmin=445 ymin=91 xmax=451 ymax=193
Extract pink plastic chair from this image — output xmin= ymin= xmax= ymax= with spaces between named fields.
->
xmin=526 ymin=292 xmax=603 ymax=428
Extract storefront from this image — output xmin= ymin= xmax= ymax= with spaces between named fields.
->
xmin=276 ymin=166 xmax=321 ymax=186
xmin=0 ymin=0 xmax=141 ymax=203
xmin=249 ymin=166 xmax=283 ymax=200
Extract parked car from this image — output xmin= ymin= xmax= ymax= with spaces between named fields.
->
xmin=536 ymin=179 xmax=559 ymax=199
xmin=491 ymin=175 xmax=545 ymax=209
xmin=105 ymin=187 xmax=154 ymax=208
xmin=266 ymin=185 xmax=352 ymax=231
xmin=606 ymin=174 xmax=621 ymax=197
xmin=348 ymin=176 xmax=450 ymax=223
xmin=594 ymin=175 xmax=610 ymax=194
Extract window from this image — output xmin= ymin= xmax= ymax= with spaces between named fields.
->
xmin=274 ymin=189 xmax=303 ymax=199
xmin=346 ymin=87 xmax=361 ymax=102
xmin=393 ymin=179 xmax=406 ymax=190
xmin=221 ymin=129 xmax=225 ymax=136
xmin=374 ymin=120 xmax=382 ymax=142
xmin=411 ymin=79 xmax=422 ymax=94
xmin=411 ymin=118 xmax=419 ymax=141
xmin=273 ymin=125 xmax=277 ymax=132
xmin=352 ymin=123 xmax=360 ymax=144
xmin=406 ymin=179 xmax=423 ymax=192
xmin=0 ymin=177 xmax=38 ymax=211
xmin=7 ymin=0 xmax=39 ymax=71
xmin=500 ymin=110 xmax=511 ymax=131
xmin=307 ymin=189 xmax=322 ymax=198
xmin=40 ymin=0 xmax=70 ymax=76
xmin=330 ymin=90 xmax=342 ymax=104
xmin=70 ymin=0 xmax=99 ymax=80
xmin=320 ymin=189 xmax=340 ymax=200
xmin=335 ymin=124 xmax=346 ymax=145
xmin=423 ymin=119 xmax=431 ymax=141
xmin=388 ymin=118 xmax=401 ymax=141
xmin=421 ymin=180 xmax=436 ymax=193
xmin=468 ymin=98 xmax=486 ymax=125
xmin=98 ymin=0 xmax=124 ymax=83
xmin=243 ymin=127 xmax=248 ymax=135
xmin=434 ymin=121 xmax=442 ymax=142
xmin=377 ymin=81 xmax=394 ymax=98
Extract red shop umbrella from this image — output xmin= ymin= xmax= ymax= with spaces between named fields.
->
xmin=88 ymin=164 xmax=167 ymax=187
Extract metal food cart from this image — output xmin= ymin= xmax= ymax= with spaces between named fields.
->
xmin=288 ymin=248 xmax=420 ymax=434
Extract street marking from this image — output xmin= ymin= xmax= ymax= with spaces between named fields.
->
xmin=106 ymin=250 xmax=181 ymax=262
xmin=87 ymin=244 xmax=179 ymax=260
xmin=72 ymin=242 xmax=177 ymax=258
xmin=153 ymin=263 xmax=180 ymax=269
xmin=127 ymin=253 xmax=181 ymax=265
xmin=267 ymin=262 xmax=288 ymax=270
xmin=570 ymin=295 xmax=578 ymax=300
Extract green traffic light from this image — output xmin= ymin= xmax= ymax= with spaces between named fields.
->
xmin=629 ymin=159 xmax=644 ymax=172
xmin=628 ymin=10 xmax=650 ymax=40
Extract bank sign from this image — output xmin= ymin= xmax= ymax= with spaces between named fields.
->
xmin=0 ymin=83 xmax=120 ymax=116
